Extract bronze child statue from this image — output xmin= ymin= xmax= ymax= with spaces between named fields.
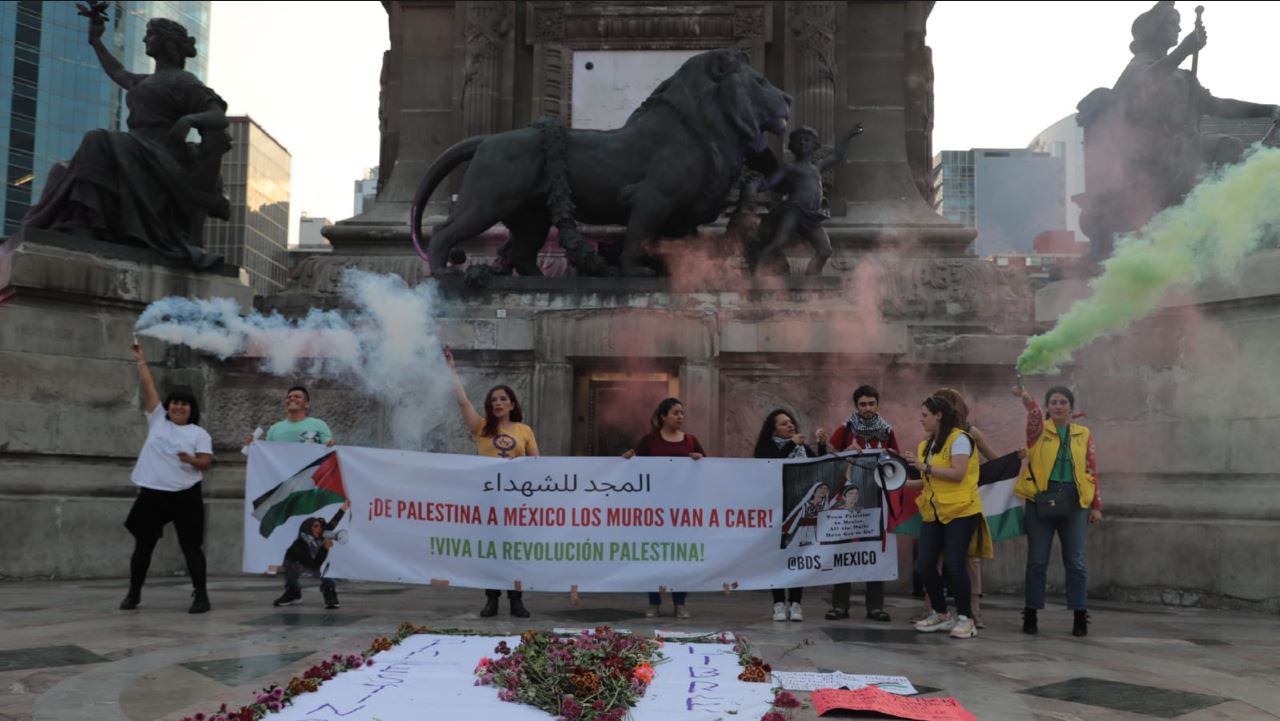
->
xmin=751 ymin=125 xmax=862 ymax=276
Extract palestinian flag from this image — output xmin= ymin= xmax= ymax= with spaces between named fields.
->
xmin=888 ymin=452 xmax=1025 ymax=543
xmin=251 ymin=452 xmax=347 ymax=538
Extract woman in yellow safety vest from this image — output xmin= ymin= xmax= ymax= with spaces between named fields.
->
xmin=1013 ymin=385 xmax=1101 ymax=638
xmin=904 ymin=395 xmax=982 ymax=640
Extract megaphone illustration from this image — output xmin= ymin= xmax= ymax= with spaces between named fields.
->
xmin=322 ymin=529 xmax=349 ymax=545
xmin=875 ymin=453 xmax=908 ymax=492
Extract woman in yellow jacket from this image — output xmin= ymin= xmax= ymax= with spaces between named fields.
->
xmin=904 ymin=395 xmax=982 ymax=639
xmin=1013 ymin=385 xmax=1102 ymax=637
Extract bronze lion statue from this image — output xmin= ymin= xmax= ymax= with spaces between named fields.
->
xmin=410 ymin=49 xmax=791 ymax=277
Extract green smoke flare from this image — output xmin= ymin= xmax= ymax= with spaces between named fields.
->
xmin=1018 ymin=146 xmax=1280 ymax=375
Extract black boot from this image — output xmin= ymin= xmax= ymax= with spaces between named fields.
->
xmin=119 ymin=585 xmax=141 ymax=611
xmin=1022 ymin=608 xmax=1038 ymax=635
xmin=480 ymin=597 xmax=499 ymax=617
xmin=509 ymin=597 xmax=531 ymax=618
xmin=1072 ymin=610 xmax=1089 ymax=637
xmin=189 ymin=589 xmax=211 ymax=614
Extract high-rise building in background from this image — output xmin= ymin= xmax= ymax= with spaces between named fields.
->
xmin=0 ymin=1 xmax=210 ymax=235
xmin=298 ymin=214 xmax=332 ymax=250
xmin=203 ymin=116 xmax=291 ymax=296
xmin=353 ymin=166 xmax=378 ymax=216
xmin=1028 ymin=113 xmax=1085 ymax=240
xmin=933 ymin=148 xmax=1065 ymax=257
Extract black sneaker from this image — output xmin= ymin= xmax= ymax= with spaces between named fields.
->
xmin=273 ymin=589 xmax=302 ymax=607
xmin=323 ymin=588 xmax=341 ymax=610
xmin=1072 ymin=610 xmax=1089 ymax=637
xmin=865 ymin=608 xmax=891 ymax=622
xmin=119 ymin=586 xmax=141 ymax=611
xmin=1022 ymin=607 xmax=1038 ymax=634
xmin=189 ymin=589 xmax=211 ymax=614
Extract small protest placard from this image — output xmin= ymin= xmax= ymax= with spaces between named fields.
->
xmin=813 ymin=686 xmax=976 ymax=721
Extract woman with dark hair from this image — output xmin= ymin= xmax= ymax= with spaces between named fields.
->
xmin=121 ymin=341 xmax=214 ymax=614
xmin=754 ymin=409 xmax=827 ymax=621
xmin=446 ymin=349 xmax=539 ymax=618
xmin=1013 ymin=384 xmax=1101 ymax=637
xmin=623 ymin=398 xmax=705 ymax=618
xmin=22 ymin=14 xmax=232 ymax=269
xmin=904 ymin=395 xmax=982 ymax=639
xmin=928 ymin=387 xmax=1005 ymax=628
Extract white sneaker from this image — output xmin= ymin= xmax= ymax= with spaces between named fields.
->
xmin=949 ymin=615 xmax=977 ymax=639
xmin=789 ymin=602 xmax=803 ymax=622
xmin=674 ymin=605 xmax=691 ymax=619
xmin=645 ymin=605 xmax=660 ymax=618
xmin=914 ymin=611 xmax=956 ymax=633
xmin=773 ymin=602 xmax=788 ymax=622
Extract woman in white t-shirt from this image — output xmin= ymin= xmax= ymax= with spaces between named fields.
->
xmin=120 ymin=342 xmax=215 ymax=614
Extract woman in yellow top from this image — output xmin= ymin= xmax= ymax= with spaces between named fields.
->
xmin=446 ymin=349 xmax=539 ymax=618
xmin=904 ymin=395 xmax=982 ymax=639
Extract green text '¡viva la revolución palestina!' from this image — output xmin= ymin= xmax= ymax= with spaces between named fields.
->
xmin=427 ymin=537 xmax=706 ymax=562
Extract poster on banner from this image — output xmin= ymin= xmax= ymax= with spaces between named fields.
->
xmin=780 ymin=452 xmax=888 ymax=548
xmin=243 ymin=444 xmax=898 ymax=592
xmin=812 ymin=687 xmax=976 ymax=721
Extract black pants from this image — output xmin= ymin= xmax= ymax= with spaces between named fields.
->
xmin=831 ymin=581 xmax=885 ymax=611
xmin=917 ymin=513 xmax=981 ymax=617
xmin=772 ymin=587 xmax=803 ymax=603
xmin=124 ymin=484 xmax=207 ymax=591
xmin=485 ymin=589 xmax=522 ymax=600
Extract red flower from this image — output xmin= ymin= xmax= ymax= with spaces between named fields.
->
xmin=773 ymin=690 xmax=801 ymax=708
xmin=632 ymin=662 xmax=656 ymax=684
xmin=761 ymin=712 xmax=787 ymax=721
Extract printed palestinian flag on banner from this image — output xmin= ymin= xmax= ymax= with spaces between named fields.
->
xmin=888 ymin=451 xmax=1025 ymax=542
xmin=251 ymin=452 xmax=347 ymax=538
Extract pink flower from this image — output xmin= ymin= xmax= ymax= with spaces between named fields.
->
xmin=475 ymin=657 xmax=492 ymax=674
xmin=560 ymin=696 xmax=583 ymax=720
xmin=773 ymin=691 xmax=801 ymax=708
xmin=761 ymin=712 xmax=787 ymax=721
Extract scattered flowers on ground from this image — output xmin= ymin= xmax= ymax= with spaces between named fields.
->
xmin=474 ymin=626 xmax=666 ymax=721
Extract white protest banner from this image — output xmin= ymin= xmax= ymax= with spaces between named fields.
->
xmin=243 ymin=443 xmax=898 ymax=592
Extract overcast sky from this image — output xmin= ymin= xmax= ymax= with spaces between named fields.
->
xmin=207 ymin=1 xmax=1277 ymax=244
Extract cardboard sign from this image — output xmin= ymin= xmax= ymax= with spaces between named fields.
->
xmin=813 ymin=687 xmax=976 ymax=721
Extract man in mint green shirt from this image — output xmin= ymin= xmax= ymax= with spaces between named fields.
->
xmin=255 ymin=386 xmax=341 ymax=609
xmin=265 ymin=386 xmax=334 ymax=445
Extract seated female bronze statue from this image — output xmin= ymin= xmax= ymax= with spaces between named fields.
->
xmin=23 ymin=11 xmax=231 ymax=270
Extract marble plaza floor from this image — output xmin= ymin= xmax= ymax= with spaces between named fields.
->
xmin=1 ymin=577 xmax=1277 ymax=721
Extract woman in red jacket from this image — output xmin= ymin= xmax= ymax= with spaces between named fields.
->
xmin=624 ymin=398 xmax=704 ymax=618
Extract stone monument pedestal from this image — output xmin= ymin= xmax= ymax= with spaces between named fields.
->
xmin=0 ymin=231 xmax=252 ymax=579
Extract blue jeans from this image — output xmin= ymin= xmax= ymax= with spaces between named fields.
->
xmin=1024 ymin=485 xmax=1089 ymax=610
xmin=917 ymin=513 xmax=981 ymax=618
xmin=649 ymin=592 xmax=687 ymax=606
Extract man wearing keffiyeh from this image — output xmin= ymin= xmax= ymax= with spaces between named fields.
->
xmin=826 ymin=385 xmax=900 ymax=622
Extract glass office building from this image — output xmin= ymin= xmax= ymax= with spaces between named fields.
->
xmin=1 ymin=1 xmax=210 ymax=234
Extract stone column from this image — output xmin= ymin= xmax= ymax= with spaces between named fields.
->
xmin=785 ymin=1 xmax=837 ymax=144
xmin=325 ymin=1 xmax=462 ymax=251
xmin=679 ymin=361 xmax=717 ymax=455
xmin=829 ymin=0 xmax=972 ymax=253
xmin=527 ymin=2 xmax=569 ymax=121
xmin=532 ymin=360 xmax=574 ymax=456
xmin=457 ymin=1 xmax=515 ymax=138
